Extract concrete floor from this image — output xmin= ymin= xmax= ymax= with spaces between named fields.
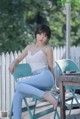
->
xmin=22 ymin=104 xmax=80 ymax=119
xmin=1 ymin=101 xmax=80 ymax=119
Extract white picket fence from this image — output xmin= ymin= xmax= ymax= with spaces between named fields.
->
xmin=0 ymin=46 xmax=80 ymax=113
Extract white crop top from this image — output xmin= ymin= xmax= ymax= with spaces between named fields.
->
xmin=26 ymin=50 xmax=48 ymax=72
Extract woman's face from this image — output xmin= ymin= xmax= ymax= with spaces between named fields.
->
xmin=36 ymin=32 xmax=48 ymax=44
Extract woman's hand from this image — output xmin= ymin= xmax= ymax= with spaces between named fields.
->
xmin=55 ymin=86 xmax=60 ymax=93
xmin=9 ymin=62 xmax=15 ymax=73
xmin=52 ymin=83 xmax=60 ymax=93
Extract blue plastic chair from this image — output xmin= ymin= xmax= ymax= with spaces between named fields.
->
xmin=10 ymin=63 xmax=60 ymax=119
xmin=55 ymin=59 xmax=80 ymax=75
xmin=55 ymin=59 xmax=80 ymax=114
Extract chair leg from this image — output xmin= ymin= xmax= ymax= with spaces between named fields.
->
xmin=68 ymin=97 xmax=73 ymax=115
xmin=73 ymin=92 xmax=80 ymax=109
xmin=69 ymin=89 xmax=80 ymax=115
xmin=53 ymin=110 xmax=60 ymax=119
xmin=56 ymin=111 xmax=60 ymax=119
xmin=24 ymin=98 xmax=33 ymax=119
xmin=32 ymin=99 xmax=37 ymax=119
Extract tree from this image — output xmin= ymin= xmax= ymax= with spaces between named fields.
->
xmin=0 ymin=0 xmax=80 ymax=53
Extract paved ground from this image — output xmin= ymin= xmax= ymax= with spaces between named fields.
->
xmin=0 ymin=102 xmax=80 ymax=119
xmin=22 ymin=102 xmax=80 ymax=119
xmin=22 ymin=107 xmax=80 ymax=119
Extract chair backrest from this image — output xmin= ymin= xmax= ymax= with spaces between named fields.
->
xmin=55 ymin=59 xmax=80 ymax=75
xmin=12 ymin=63 xmax=32 ymax=81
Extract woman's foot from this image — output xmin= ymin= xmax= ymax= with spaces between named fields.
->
xmin=56 ymin=87 xmax=60 ymax=93
xmin=43 ymin=92 xmax=58 ymax=110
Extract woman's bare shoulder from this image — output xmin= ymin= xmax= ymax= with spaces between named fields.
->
xmin=25 ymin=44 xmax=34 ymax=50
xmin=42 ymin=46 xmax=52 ymax=56
xmin=44 ymin=46 xmax=53 ymax=52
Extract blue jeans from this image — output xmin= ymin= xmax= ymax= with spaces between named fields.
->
xmin=13 ymin=68 xmax=54 ymax=119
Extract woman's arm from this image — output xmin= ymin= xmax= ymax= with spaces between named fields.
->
xmin=46 ymin=47 xmax=60 ymax=92
xmin=15 ymin=46 xmax=28 ymax=63
xmin=45 ymin=46 xmax=55 ymax=79
xmin=9 ymin=45 xmax=29 ymax=73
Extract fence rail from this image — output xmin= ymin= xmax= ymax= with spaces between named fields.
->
xmin=0 ymin=46 xmax=80 ymax=112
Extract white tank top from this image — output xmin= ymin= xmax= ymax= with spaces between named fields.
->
xmin=26 ymin=50 xmax=48 ymax=72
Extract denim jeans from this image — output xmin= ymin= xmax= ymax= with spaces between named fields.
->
xmin=13 ymin=68 xmax=54 ymax=119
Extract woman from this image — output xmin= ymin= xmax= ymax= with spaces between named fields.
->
xmin=9 ymin=24 xmax=58 ymax=119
